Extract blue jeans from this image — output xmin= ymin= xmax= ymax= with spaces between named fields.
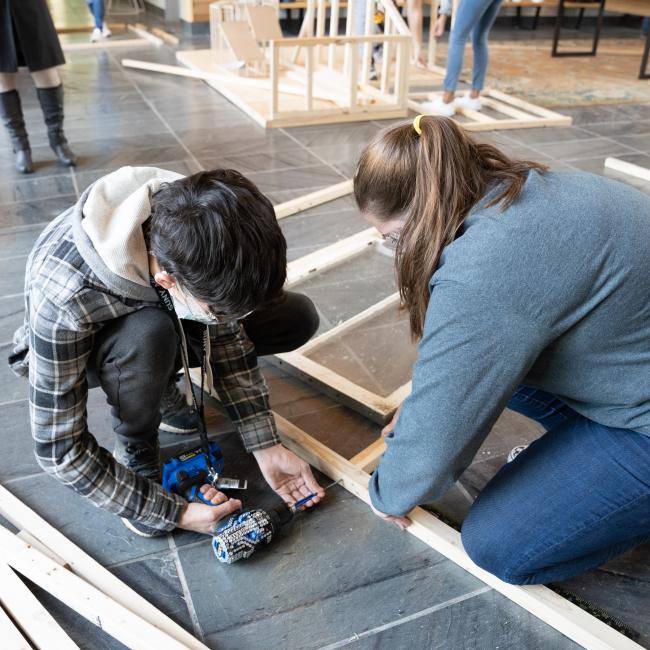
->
xmin=443 ymin=0 xmax=503 ymax=92
xmin=461 ymin=385 xmax=650 ymax=584
xmin=87 ymin=0 xmax=105 ymax=29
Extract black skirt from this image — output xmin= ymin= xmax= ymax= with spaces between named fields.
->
xmin=0 ymin=0 xmax=65 ymax=73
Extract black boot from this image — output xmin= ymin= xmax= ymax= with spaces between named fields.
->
xmin=36 ymin=84 xmax=77 ymax=167
xmin=0 ymin=90 xmax=34 ymax=174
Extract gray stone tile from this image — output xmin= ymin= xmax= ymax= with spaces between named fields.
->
xmin=520 ymin=137 xmax=637 ymax=162
xmin=5 ymin=473 xmax=171 ymax=565
xmin=283 ymin=122 xmax=383 ymax=148
xmin=555 ymin=105 xmax=623 ymax=126
xmin=0 ymin=195 xmax=74 ymax=232
xmin=0 ymin=176 xmax=75 ymax=207
xmin=0 ymin=255 xmax=26 ymax=298
xmin=281 ymin=205 xmax=367 ymax=262
xmin=245 ymin=164 xmax=345 ymax=195
xmin=0 ymin=400 xmax=40 ymax=481
xmin=0 ymin=224 xmax=45 ymax=259
xmin=73 ymin=160 xmax=196 ymax=193
xmin=181 ymin=483 xmax=479 ymax=643
xmin=617 ymin=133 xmax=650 ymax=154
xmin=0 ymin=343 xmax=29 ymax=404
xmin=505 ymin=126 xmax=596 ymax=147
xmin=0 ymin=294 xmax=25 ymax=345
xmin=294 ymin=249 xmax=396 ymax=331
xmin=197 ymin=145 xmax=322 ymax=175
xmin=344 ymin=589 xmax=581 ymax=650
xmin=582 ymin=119 xmax=650 ymax=139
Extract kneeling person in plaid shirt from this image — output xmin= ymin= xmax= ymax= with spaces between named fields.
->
xmin=9 ymin=166 xmax=325 ymax=537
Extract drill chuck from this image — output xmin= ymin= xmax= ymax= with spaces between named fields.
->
xmin=212 ymin=505 xmax=293 ymax=564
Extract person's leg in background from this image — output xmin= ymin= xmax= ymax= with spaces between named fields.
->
xmin=0 ymin=72 xmax=33 ymax=173
xmin=31 ymin=66 xmax=77 ymax=167
xmin=461 ymin=387 xmax=650 ymax=584
xmin=427 ymin=0 xmax=492 ymax=115
xmin=87 ymin=1 xmax=111 ymax=41
xmin=461 ymin=0 xmax=502 ymax=109
xmin=407 ymin=0 xmax=426 ymax=67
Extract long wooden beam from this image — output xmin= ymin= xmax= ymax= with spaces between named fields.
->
xmin=0 ymin=562 xmax=79 ymax=650
xmin=62 ymin=38 xmax=150 ymax=52
xmin=274 ymin=179 xmax=353 ymax=219
xmin=274 ymin=413 xmax=644 ymax=650
xmin=0 ymin=485 xmax=209 ymax=650
xmin=604 ymin=157 xmax=650 ymax=181
xmin=0 ymin=601 xmax=31 ymax=650
xmin=0 ymin=526 xmax=189 ymax=650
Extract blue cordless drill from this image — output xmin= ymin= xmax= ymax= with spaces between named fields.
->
xmin=162 ymin=442 xmax=247 ymax=504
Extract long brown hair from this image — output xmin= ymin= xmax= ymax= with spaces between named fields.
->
xmin=354 ymin=116 xmax=547 ymax=339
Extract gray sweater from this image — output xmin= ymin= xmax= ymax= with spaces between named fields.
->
xmin=369 ymin=170 xmax=650 ymax=516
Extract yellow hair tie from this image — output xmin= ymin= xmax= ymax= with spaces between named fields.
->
xmin=413 ymin=114 xmax=424 ymax=136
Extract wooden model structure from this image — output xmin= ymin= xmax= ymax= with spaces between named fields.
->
xmin=175 ymin=0 xmax=412 ymax=127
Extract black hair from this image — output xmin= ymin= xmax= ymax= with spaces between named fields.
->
xmin=148 ymin=169 xmax=287 ymax=317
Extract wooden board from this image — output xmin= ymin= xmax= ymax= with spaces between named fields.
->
xmin=246 ymin=6 xmax=284 ymax=41
xmin=0 ymin=562 xmax=79 ymax=650
xmin=0 ymin=485 xmax=209 ymax=650
xmin=0 ymin=526 xmax=190 ymax=650
xmin=274 ymin=413 xmax=646 ymax=650
xmin=409 ymin=88 xmax=572 ymax=132
xmin=604 ymin=157 xmax=650 ymax=181
xmin=0 ymin=602 xmax=30 ymax=650
xmin=274 ymin=179 xmax=353 ymax=219
xmin=221 ymin=22 xmax=266 ymax=62
xmin=61 ymin=38 xmax=150 ymax=52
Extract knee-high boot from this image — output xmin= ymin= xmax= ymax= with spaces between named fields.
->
xmin=36 ymin=84 xmax=77 ymax=167
xmin=0 ymin=89 xmax=34 ymax=174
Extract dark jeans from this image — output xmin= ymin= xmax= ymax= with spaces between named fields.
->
xmin=461 ymin=385 xmax=650 ymax=584
xmin=87 ymin=291 xmax=319 ymax=446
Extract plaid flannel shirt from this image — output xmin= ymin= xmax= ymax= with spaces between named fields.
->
xmin=10 ymin=210 xmax=279 ymax=531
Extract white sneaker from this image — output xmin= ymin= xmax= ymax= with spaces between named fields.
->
xmin=455 ymin=94 xmax=482 ymax=112
xmin=421 ymin=95 xmax=456 ymax=117
xmin=90 ymin=27 xmax=103 ymax=42
xmin=101 ymin=23 xmax=112 ymax=38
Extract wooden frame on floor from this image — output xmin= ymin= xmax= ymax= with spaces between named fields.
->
xmin=274 ymin=413 xmax=645 ymax=650
xmin=408 ymin=87 xmax=572 ymax=131
xmin=604 ymin=157 xmax=650 ymax=182
xmin=270 ymin=228 xmax=411 ymax=424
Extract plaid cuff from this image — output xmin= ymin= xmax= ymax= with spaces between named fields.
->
xmin=238 ymin=414 xmax=281 ymax=452
xmin=137 ymin=482 xmax=186 ymax=531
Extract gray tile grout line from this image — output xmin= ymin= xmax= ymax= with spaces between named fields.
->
xmin=110 ymin=52 xmax=205 ymax=173
xmin=279 ymin=128 xmax=350 ymax=181
xmin=0 ymin=193 xmax=77 ymax=210
xmin=317 ymin=586 xmax=492 ymax=649
xmin=167 ymin=533 xmax=206 ymax=643
xmin=0 ymin=292 xmax=25 ymax=301
xmin=3 ymin=470 xmax=43 ymax=486
xmin=69 ymin=166 xmax=80 ymax=199
xmin=0 ymin=254 xmax=28 ymax=262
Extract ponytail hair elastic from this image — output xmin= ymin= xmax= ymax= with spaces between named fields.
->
xmin=413 ymin=114 xmax=424 ymax=136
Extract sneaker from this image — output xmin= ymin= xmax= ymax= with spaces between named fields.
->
xmin=90 ymin=27 xmax=103 ymax=42
xmin=101 ymin=23 xmax=112 ymax=38
xmin=507 ymin=444 xmax=529 ymax=463
xmin=455 ymin=93 xmax=482 ymax=112
xmin=113 ymin=437 xmax=167 ymax=537
xmin=113 ymin=437 xmax=161 ymax=481
xmin=369 ymin=64 xmax=378 ymax=82
xmin=421 ymin=95 xmax=456 ymax=117
xmin=121 ymin=517 xmax=166 ymax=538
xmin=159 ymin=378 xmax=201 ymax=435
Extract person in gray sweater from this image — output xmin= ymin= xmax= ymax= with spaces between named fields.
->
xmin=353 ymin=114 xmax=650 ymax=585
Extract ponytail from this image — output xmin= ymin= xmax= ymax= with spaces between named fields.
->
xmin=354 ymin=116 xmax=547 ymax=338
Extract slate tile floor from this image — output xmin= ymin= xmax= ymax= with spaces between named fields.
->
xmin=0 ymin=25 xmax=649 ymax=650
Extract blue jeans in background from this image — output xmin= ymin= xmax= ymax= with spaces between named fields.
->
xmin=443 ymin=0 xmax=503 ymax=92
xmin=87 ymin=0 xmax=105 ymax=29
xmin=461 ymin=385 xmax=650 ymax=584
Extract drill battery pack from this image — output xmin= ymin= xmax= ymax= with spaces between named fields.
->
xmin=162 ymin=442 xmax=226 ymax=502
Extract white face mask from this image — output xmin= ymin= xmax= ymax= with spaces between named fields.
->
xmin=171 ymin=287 xmax=218 ymax=325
